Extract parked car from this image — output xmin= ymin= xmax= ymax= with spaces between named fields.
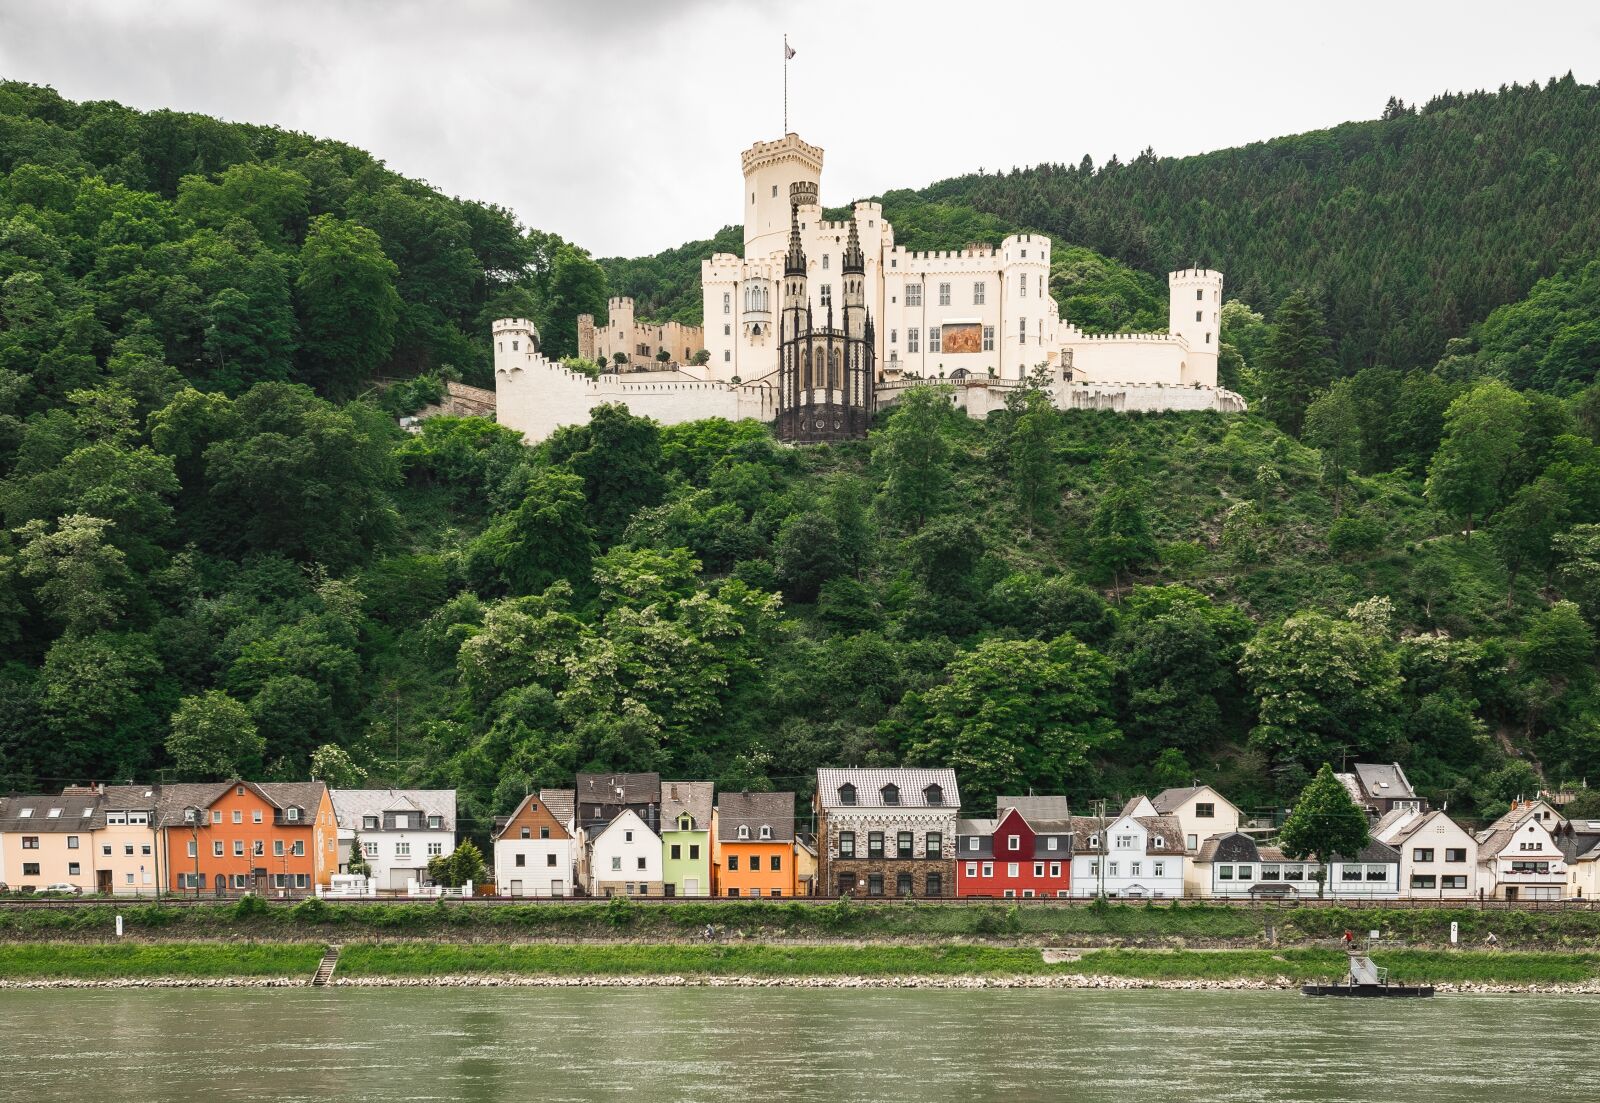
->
xmin=42 ymin=883 xmax=83 ymax=895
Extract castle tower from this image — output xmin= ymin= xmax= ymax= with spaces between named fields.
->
xmin=742 ymin=134 xmax=824 ymax=260
xmin=782 ymin=196 xmax=809 ymax=338
xmin=841 ymin=216 xmax=866 ymax=342
xmin=1168 ymin=268 xmax=1224 ymax=387
xmin=492 ymin=317 xmax=539 ymax=372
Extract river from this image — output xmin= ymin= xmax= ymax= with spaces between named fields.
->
xmin=0 ymin=986 xmax=1585 ymax=1102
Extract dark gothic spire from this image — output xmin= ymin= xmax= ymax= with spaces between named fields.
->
xmin=785 ymin=203 xmax=807 ymax=277
xmin=842 ymin=215 xmax=864 ymax=275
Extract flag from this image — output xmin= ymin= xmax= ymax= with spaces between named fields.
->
xmin=785 ymin=39 xmax=796 ymax=60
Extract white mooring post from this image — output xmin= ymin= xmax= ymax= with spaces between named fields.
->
xmin=1451 ymin=921 xmax=1459 ymax=945
xmin=115 ymin=914 xmax=123 ymax=938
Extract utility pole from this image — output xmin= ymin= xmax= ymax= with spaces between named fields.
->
xmin=1090 ymin=798 xmax=1108 ymax=899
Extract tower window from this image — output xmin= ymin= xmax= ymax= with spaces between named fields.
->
xmin=982 ymin=325 xmax=995 ymax=351
xmin=906 ymin=284 xmax=922 ymax=307
xmin=511 ymin=340 xmax=518 ymax=351
xmin=724 ymin=350 xmax=731 ymax=361
xmin=908 ymin=328 xmax=920 ymax=353
xmin=938 ymin=282 xmax=951 ymax=306
xmin=973 ymin=281 xmax=985 ymax=305
xmin=820 ymin=284 xmax=832 ymax=309
xmin=723 ymin=293 xmax=731 ymax=314
xmin=772 ymin=185 xmax=778 ymax=197
xmin=1019 ymin=273 xmax=1027 ymax=296
xmin=1197 ymin=289 xmax=1204 ymax=300
xmin=1196 ymin=310 xmax=1203 ymax=322
xmin=890 ymin=329 xmax=898 ymax=344
xmin=822 ymin=255 xmax=829 ymax=270
xmin=1205 ymin=332 xmax=1211 ymax=344
xmin=1019 ymin=317 xmax=1027 ymax=340
xmin=723 ymin=324 xmax=731 ymax=336
xmin=929 ymin=326 xmax=940 ymax=353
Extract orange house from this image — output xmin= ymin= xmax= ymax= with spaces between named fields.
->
xmin=711 ymin=792 xmax=796 ymax=898
xmin=158 ymin=781 xmax=337 ymax=896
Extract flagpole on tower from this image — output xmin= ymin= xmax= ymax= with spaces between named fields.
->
xmin=783 ymin=35 xmax=796 ymax=134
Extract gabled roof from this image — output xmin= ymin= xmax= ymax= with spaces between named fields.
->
xmin=576 ymin=772 xmax=660 ymax=807
xmin=590 ymin=807 xmax=659 ymax=844
xmin=330 ymin=789 xmax=455 ymax=831
xmin=150 ymin=780 xmax=326 ymax=826
xmin=1151 ymin=785 xmax=1237 ymax=816
xmin=816 ymin=768 xmax=959 ymax=810
xmin=1484 ymin=798 xmax=1565 ymax=834
xmin=1121 ymin=795 xmax=1157 ymax=818
xmin=996 ymin=795 xmax=1070 ymax=820
xmin=957 ymin=817 xmax=998 ymax=836
xmin=99 ymin=784 xmax=160 ymax=810
xmin=1068 ymin=813 xmax=1186 ymax=855
xmin=539 ymin=788 xmax=576 ymax=826
xmin=716 ymin=791 xmax=794 ymax=842
xmin=493 ymin=791 xmax=572 ymax=841
xmin=1353 ymin=762 xmax=1416 ymax=801
xmin=662 ymin=781 xmax=714 ymax=831
xmin=0 ymin=790 xmax=103 ymax=833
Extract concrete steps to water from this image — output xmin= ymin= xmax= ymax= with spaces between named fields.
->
xmin=311 ymin=945 xmax=341 ymax=987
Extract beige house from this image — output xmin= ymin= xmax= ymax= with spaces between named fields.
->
xmin=0 ymin=789 xmax=103 ymax=892
xmin=1374 ymin=808 xmax=1479 ymax=901
xmin=97 ymin=785 xmax=163 ymax=896
xmin=1478 ymin=814 xmax=1567 ymax=900
xmin=1148 ymin=786 xmax=1242 ymax=894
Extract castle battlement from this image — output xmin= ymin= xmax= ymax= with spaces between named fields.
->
xmin=1169 ymin=268 xmax=1224 ymax=282
xmin=742 ymin=133 xmax=825 ymax=174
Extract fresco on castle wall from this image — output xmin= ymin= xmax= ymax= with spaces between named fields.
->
xmin=942 ymin=323 xmax=982 ymax=354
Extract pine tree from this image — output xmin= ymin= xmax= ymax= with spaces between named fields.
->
xmin=1258 ymin=290 xmax=1334 ymax=437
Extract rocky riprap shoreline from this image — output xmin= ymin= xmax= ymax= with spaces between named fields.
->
xmin=5 ymin=973 xmax=1595 ymax=994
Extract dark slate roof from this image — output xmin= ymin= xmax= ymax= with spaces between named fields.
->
xmin=1151 ymin=786 xmax=1203 ymax=813
xmin=662 ymin=781 xmax=715 ymax=832
xmin=816 ymin=768 xmax=959 ymax=810
xmin=576 ymin=772 xmax=660 ymax=807
xmin=100 ymin=784 xmax=160 ymax=810
xmin=149 ymin=780 xmax=326 ymax=827
xmin=1194 ymin=832 xmax=1261 ymax=864
xmin=996 ymin=795 xmax=1070 ymax=820
xmin=257 ymin=782 xmax=328 ymax=817
xmin=0 ymin=789 xmax=103 ymax=833
xmin=716 ymin=791 xmax=794 ymax=842
xmin=1332 ymin=839 xmax=1401 ymax=864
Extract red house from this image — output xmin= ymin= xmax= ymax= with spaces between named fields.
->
xmin=956 ymin=796 xmax=1073 ymax=898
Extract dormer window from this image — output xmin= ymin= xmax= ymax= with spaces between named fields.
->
xmin=839 ymin=784 xmax=857 ymax=806
xmin=924 ymin=784 xmax=944 ymax=806
xmin=237 ymin=786 xmax=245 ymax=796
xmin=760 ymin=825 xmax=772 ymax=840
xmin=286 ymin=807 xmax=300 ymax=822
xmin=679 ymin=814 xmax=693 ymax=831
xmin=881 ymin=784 xmax=900 ymax=806
xmin=1089 ymin=834 xmax=1099 ymax=849
xmin=1153 ymin=836 xmax=1166 ymax=849
xmin=738 ymin=826 xmax=750 ymax=840
xmin=363 ymin=816 xmax=378 ymax=830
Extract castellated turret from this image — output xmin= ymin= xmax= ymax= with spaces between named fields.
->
xmin=742 ymin=134 xmax=824 ymax=261
xmin=1167 ymin=268 xmax=1224 ymax=387
xmin=493 ymin=317 xmax=539 ymax=366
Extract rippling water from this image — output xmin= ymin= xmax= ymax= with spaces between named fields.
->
xmin=0 ymin=986 xmax=1589 ymax=1102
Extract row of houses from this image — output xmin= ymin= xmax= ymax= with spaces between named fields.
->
xmin=6 ymin=763 xmax=1600 ymax=901
xmin=0 ymin=782 xmax=454 ymax=896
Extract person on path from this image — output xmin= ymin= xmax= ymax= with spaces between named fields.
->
xmin=1486 ymin=931 xmax=1498 ymax=949
xmin=1342 ymin=929 xmax=1354 ymax=950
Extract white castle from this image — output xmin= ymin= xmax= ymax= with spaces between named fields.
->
xmin=493 ymin=132 xmax=1244 ymax=443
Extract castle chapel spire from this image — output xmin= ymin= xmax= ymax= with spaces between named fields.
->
xmin=785 ymin=202 xmax=807 ymax=277
xmin=842 ymin=215 xmax=864 ymax=275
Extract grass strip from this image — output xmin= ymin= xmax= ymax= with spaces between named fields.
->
xmin=0 ymin=941 xmax=325 ymax=979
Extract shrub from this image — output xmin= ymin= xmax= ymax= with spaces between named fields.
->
xmin=232 ymin=894 xmax=270 ymax=920
xmin=603 ymin=896 xmax=636 ymax=929
xmin=290 ymin=897 xmax=332 ymax=924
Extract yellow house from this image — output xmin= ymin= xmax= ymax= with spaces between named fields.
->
xmin=97 ymin=785 xmax=163 ymax=896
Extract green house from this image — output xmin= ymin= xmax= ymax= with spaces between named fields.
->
xmin=660 ymin=781 xmax=714 ymax=897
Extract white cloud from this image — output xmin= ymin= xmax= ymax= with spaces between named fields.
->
xmin=1 ymin=0 xmax=1596 ymax=256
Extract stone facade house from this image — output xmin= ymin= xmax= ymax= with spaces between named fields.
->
xmin=815 ymin=768 xmax=959 ymax=898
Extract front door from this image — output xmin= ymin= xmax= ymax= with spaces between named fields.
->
xmin=550 ymin=880 xmax=564 ymax=897
xmin=96 ymin=870 xmax=112 ymax=895
xmin=1505 ymin=886 xmax=1518 ymax=901
xmin=663 ymin=882 xmax=676 ymax=897
xmin=837 ymin=872 xmax=855 ymax=897
xmin=684 ymin=877 xmax=699 ymax=897
xmin=509 ymin=879 xmax=522 ymax=896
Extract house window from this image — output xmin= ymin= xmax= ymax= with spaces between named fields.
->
xmin=1130 ymin=862 xmax=1142 ymax=877
xmin=896 ymin=873 xmax=913 ymax=897
xmin=233 ymin=841 xmax=244 ymax=856
xmin=363 ymin=842 xmax=378 ymax=858
xmin=363 ymin=816 xmax=378 ymax=830
xmin=691 ymin=844 xmax=702 ymax=860
xmin=538 ymin=826 xmax=551 ymax=840
xmin=938 ymin=282 xmax=951 ymax=306
xmin=1187 ymin=834 xmax=1198 ymax=851
xmin=1108 ymin=862 xmax=1118 ymax=876
xmin=1153 ymin=861 xmax=1165 ymax=877
xmin=925 ymin=873 xmax=943 ymax=896
xmin=738 ymin=826 xmax=750 ymax=840
xmin=1261 ymin=865 xmax=1280 ymax=881
xmin=611 ymin=856 xmax=622 ymax=871
xmin=1442 ymin=875 xmax=1468 ymax=889
xmin=515 ymin=854 xmax=526 ymax=868
xmin=839 ymin=783 xmax=857 ymax=805
xmin=519 ymin=827 xmax=531 ymax=840
xmin=750 ymin=855 xmax=762 ymax=872
xmin=760 ymin=825 xmax=772 ymax=840
xmin=907 ymin=328 xmax=919 ymax=353
xmin=973 ymin=281 xmax=985 ymax=305
xmin=625 ymin=831 xmax=634 ymax=843
xmin=771 ymin=854 xmax=781 ymax=870
xmin=428 ymin=842 xmax=443 ymax=856
xmin=1218 ymin=865 xmax=1233 ymax=881
xmin=897 ymin=831 xmax=914 ymax=859
xmin=636 ymin=857 xmax=647 ymax=870
xmin=982 ymin=862 xmax=993 ymax=877
xmin=925 ymin=832 xmax=941 ymax=858
xmin=881 ymin=784 xmax=900 ymax=805
xmin=429 ymin=815 xmax=442 ymax=829
xmin=22 ymin=863 xmax=39 ymax=877
xmin=727 ymin=888 xmax=740 ymax=898
xmin=213 ymin=841 xmax=224 ymax=857
xmin=966 ymin=862 xmax=978 ymax=877
xmin=868 ymin=874 xmax=884 ymax=897
xmin=1050 ymin=862 xmax=1062 ymax=877
xmin=1034 ymin=863 xmax=1045 ymax=877
xmin=839 ymin=831 xmax=855 ymax=858
xmin=252 ymin=810 xmax=262 ymax=824
xmin=1008 ymin=836 xmax=1020 ymax=852
xmin=546 ymin=854 xmax=556 ymax=867
xmin=967 ymin=837 xmax=979 ymax=852
xmin=671 ymin=845 xmax=682 ymax=860
xmin=982 ymin=325 xmax=994 ymax=351
xmin=1411 ymin=875 xmax=1437 ymax=889
xmin=907 ymin=284 xmax=922 ymax=307
xmin=929 ymin=327 xmax=940 ymax=353
xmin=1115 ymin=835 xmax=1136 ymax=849
xmin=1365 ymin=866 xmax=1388 ymax=882
xmin=1342 ymin=867 xmax=1364 ymax=881
xmin=1153 ymin=837 xmax=1165 ymax=849
xmin=1446 ymin=848 xmax=1467 ymax=862
xmin=728 ymin=855 xmax=740 ymax=871
xmin=1414 ymin=848 xmax=1435 ymax=863
xmin=1195 ymin=803 xmax=1215 ymax=818
xmin=67 ymin=836 xmax=80 ymax=850
xmin=1234 ymin=865 xmax=1251 ymax=881
xmin=212 ymin=811 xmax=222 ymax=824
xmin=1088 ymin=860 xmax=1099 ymax=876
xmin=1007 ymin=862 xmax=1020 ymax=877
xmin=868 ymin=832 xmax=884 ymax=859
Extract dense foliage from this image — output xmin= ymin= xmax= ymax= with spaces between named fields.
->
xmin=7 ymin=79 xmax=1600 ymax=856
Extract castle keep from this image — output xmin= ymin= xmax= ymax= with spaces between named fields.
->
xmin=492 ymin=132 xmax=1245 ymax=444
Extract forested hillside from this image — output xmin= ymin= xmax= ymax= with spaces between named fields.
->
xmin=6 ymin=79 xmax=1600 ymax=845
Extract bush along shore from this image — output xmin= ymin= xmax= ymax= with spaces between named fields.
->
xmin=5 ymin=941 xmax=1600 ymax=993
xmin=10 ymin=898 xmax=1600 ymax=948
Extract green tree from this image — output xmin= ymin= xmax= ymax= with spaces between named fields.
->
xmin=294 ymin=215 xmax=402 ymax=397
xmin=1278 ymin=763 xmax=1370 ymax=898
xmin=1089 ymin=444 xmax=1155 ymax=594
xmin=1257 ymin=290 xmax=1334 ymax=437
xmin=1426 ymin=381 xmax=1528 ymax=537
xmin=898 ymin=635 xmax=1120 ymax=806
xmin=347 ymin=834 xmax=371 ymax=877
xmin=876 ymin=387 xmax=951 ymax=530
xmin=537 ymin=245 xmax=608 ymax=360
xmin=468 ymin=469 xmax=596 ymax=595
xmin=166 ymin=690 xmax=265 ymax=781
xmin=1240 ymin=610 xmax=1402 ymax=780
xmin=309 ymin=743 xmax=368 ymax=789
xmin=1010 ymin=398 xmax=1057 ymax=532
xmin=15 ymin=514 xmax=130 ymax=635
xmin=1303 ymin=378 xmax=1363 ymax=513
xmin=549 ymin=404 xmax=666 ymax=543
xmin=1491 ymin=476 xmax=1570 ymax=603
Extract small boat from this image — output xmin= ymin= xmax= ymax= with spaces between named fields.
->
xmin=1302 ymin=951 xmax=1434 ymax=998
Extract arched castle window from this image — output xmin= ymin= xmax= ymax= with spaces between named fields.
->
xmin=829 ymin=347 xmax=841 ymax=389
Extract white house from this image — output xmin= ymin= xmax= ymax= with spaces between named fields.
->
xmin=1374 ymin=808 xmax=1480 ymax=901
xmin=1069 ymin=809 xmax=1186 ymax=898
xmin=1191 ymin=832 xmax=1400 ymax=899
xmin=331 ymin=789 xmax=456 ymax=893
xmin=492 ymin=789 xmax=576 ymax=897
xmin=586 ymin=808 xmax=663 ymax=896
xmin=1478 ymin=814 xmax=1567 ymax=900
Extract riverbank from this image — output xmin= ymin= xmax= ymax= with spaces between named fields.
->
xmin=5 ymin=941 xmax=1600 ymax=992
xmin=7 ymin=898 xmax=1600 ymax=948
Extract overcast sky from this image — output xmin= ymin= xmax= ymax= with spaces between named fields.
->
xmin=2 ymin=1 xmax=1598 ymax=257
